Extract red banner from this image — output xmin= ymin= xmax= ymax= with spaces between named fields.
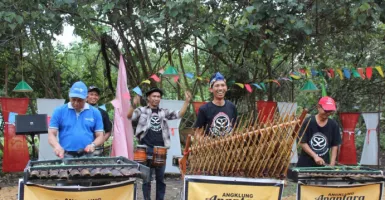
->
xmin=256 ymin=101 xmax=277 ymax=123
xmin=0 ymin=98 xmax=30 ymax=172
xmin=192 ymin=101 xmax=207 ymax=115
xmin=338 ymin=112 xmax=360 ymax=165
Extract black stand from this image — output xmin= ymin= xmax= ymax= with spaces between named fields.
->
xmin=15 ymin=114 xmax=48 ymax=161
xmin=28 ymin=133 xmax=38 ymax=161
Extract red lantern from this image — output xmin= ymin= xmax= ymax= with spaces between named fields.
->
xmin=192 ymin=101 xmax=207 ymax=115
xmin=256 ymin=101 xmax=277 ymax=123
xmin=338 ymin=112 xmax=360 ymax=165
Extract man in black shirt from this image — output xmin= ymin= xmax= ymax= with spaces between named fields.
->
xmin=297 ymin=96 xmax=342 ymax=167
xmin=127 ymin=87 xmax=191 ymax=200
xmin=193 ymin=72 xmax=237 ymax=137
xmin=87 ymin=86 xmax=112 ymax=156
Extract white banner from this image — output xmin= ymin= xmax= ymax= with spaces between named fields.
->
xmin=37 ymin=98 xmax=65 ymax=160
xmin=159 ymin=100 xmax=184 ymax=174
xmin=360 ymin=112 xmax=380 ymax=165
xmin=277 ymin=102 xmax=298 ymax=163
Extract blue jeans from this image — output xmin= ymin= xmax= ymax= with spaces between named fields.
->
xmin=142 ymin=147 xmax=166 ymax=200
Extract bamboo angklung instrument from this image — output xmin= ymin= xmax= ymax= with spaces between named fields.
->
xmin=179 ymin=107 xmax=308 ymax=179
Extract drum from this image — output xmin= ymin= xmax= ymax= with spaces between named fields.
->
xmin=134 ymin=145 xmax=147 ymax=164
xmin=172 ymin=155 xmax=183 ymax=167
xmin=152 ymin=146 xmax=167 ymax=167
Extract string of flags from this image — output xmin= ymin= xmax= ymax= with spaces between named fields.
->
xmin=132 ymin=66 xmax=210 ymax=96
xmin=131 ymin=65 xmax=385 ymax=95
xmin=290 ymin=66 xmax=384 ymax=80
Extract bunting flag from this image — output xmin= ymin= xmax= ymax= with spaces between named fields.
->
xmin=321 ymin=82 xmax=327 ymax=97
xmin=280 ymin=77 xmax=292 ymax=81
xmin=141 ymin=79 xmax=151 ymax=84
xmin=336 ymin=69 xmax=343 ymax=80
xmin=357 ymin=68 xmax=365 ymax=79
xmin=311 ymin=69 xmax=318 ymax=77
xmin=158 ymin=68 xmax=165 ymax=74
xmin=185 ymin=73 xmax=194 ymax=79
xmin=290 ymin=72 xmax=301 ymax=80
xmin=150 ymin=74 xmax=161 ymax=82
xmin=305 ymin=68 xmax=311 ymax=78
xmin=260 ymin=82 xmax=266 ymax=91
xmin=133 ymin=86 xmax=143 ymax=96
xmin=323 ymin=70 xmax=331 ymax=78
xmin=299 ymin=69 xmax=306 ymax=75
xmin=244 ymin=84 xmax=252 ymax=93
xmin=329 ymin=69 xmax=335 ymax=78
xmin=272 ymin=80 xmax=281 ymax=87
xmin=235 ymin=83 xmax=244 ymax=88
xmin=343 ymin=68 xmax=351 ymax=79
xmin=351 ymin=69 xmax=361 ymax=78
xmin=173 ymin=75 xmax=179 ymax=83
xmin=366 ymin=67 xmax=373 ymax=80
xmin=196 ymin=76 xmax=203 ymax=81
xmin=252 ymin=83 xmax=262 ymax=89
xmin=375 ymin=66 xmax=384 ymax=78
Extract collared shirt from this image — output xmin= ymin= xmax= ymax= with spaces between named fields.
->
xmin=49 ymin=103 xmax=104 ymax=151
xmin=132 ymin=106 xmax=179 ymax=148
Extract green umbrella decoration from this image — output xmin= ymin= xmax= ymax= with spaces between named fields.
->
xmin=300 ymin=79 xmax=319 ymax=92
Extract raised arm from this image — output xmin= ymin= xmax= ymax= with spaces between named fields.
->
xmin=127 ymin=95 xmax=141 ymax=119
xmin=178 ymin=91 xmax=192 ymax=117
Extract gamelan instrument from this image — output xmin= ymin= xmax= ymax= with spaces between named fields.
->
xmin=288 ymin=166 xmax=385 ymax=183
xmin=24 ymin=156 xmax=151 ymax=184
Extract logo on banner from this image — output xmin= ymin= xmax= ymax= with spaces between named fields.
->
xmin=310 ymin=132 xmax=328 ymax=156
xmin=298 ymin=183 xmax=383 ymax=200
xmin=314 ymin=192 xmax=365 ymax=200
xmin=205 ymin=193 xmax=254 ymax=200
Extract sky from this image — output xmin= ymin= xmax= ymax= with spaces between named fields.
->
xmin=54 ymin=24 xmax=81 ymax=47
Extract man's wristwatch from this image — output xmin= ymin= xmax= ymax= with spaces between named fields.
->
xmin=91 ymin=142 xmax=96 ymax=148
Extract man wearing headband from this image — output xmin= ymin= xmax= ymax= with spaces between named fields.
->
xmin=297 ymin=96 xmax=341 ymax=167
xmin=193 ymin=72 xmax=237 ymax=137
xmin=127 ymin=87 xmax=191 ymax=200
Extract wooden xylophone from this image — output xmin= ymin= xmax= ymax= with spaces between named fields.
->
xmin=179 ymin=107 xmax=308 ymax=180
xmin=24 ymin=156 xmax=151 ymax=184
xmin=287 ymin=166 xmax=385 ymax=183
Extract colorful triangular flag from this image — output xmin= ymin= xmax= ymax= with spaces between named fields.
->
xmin=252 ymin=83 xmax=262 ymax=89
xmin=185 ymin=73 xmax=194 ymax=79
xmin=150 ymin=74 xmax=161 ymax=82
xmin=141 ymin=79 xmax=151 ymax=84
xmin=375 ymin=66 xmax=384 ymax=78
xmin=235 ymin=83 xmax=244 ymax=88
xmin=336 ymin=69 xmax=343 ymax=80
xmin=173 ymin=75 xmax=179 ymax=82
xmin=244 ymin=84 xmax=252 ymax=93
xmin=366 ymin=67 xmax=373 ymax=80
xmin=133 ymin=86 xmax=143 ymax=96
xmin=351 ymin=69 xmax=361 ymax=78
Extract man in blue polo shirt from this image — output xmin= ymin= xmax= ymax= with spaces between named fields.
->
xmin=48 ymin=81 xmax=104 ymax=158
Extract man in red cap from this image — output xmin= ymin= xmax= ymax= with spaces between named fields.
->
xmin=297 ymin=96 xmax=341 ymax=167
